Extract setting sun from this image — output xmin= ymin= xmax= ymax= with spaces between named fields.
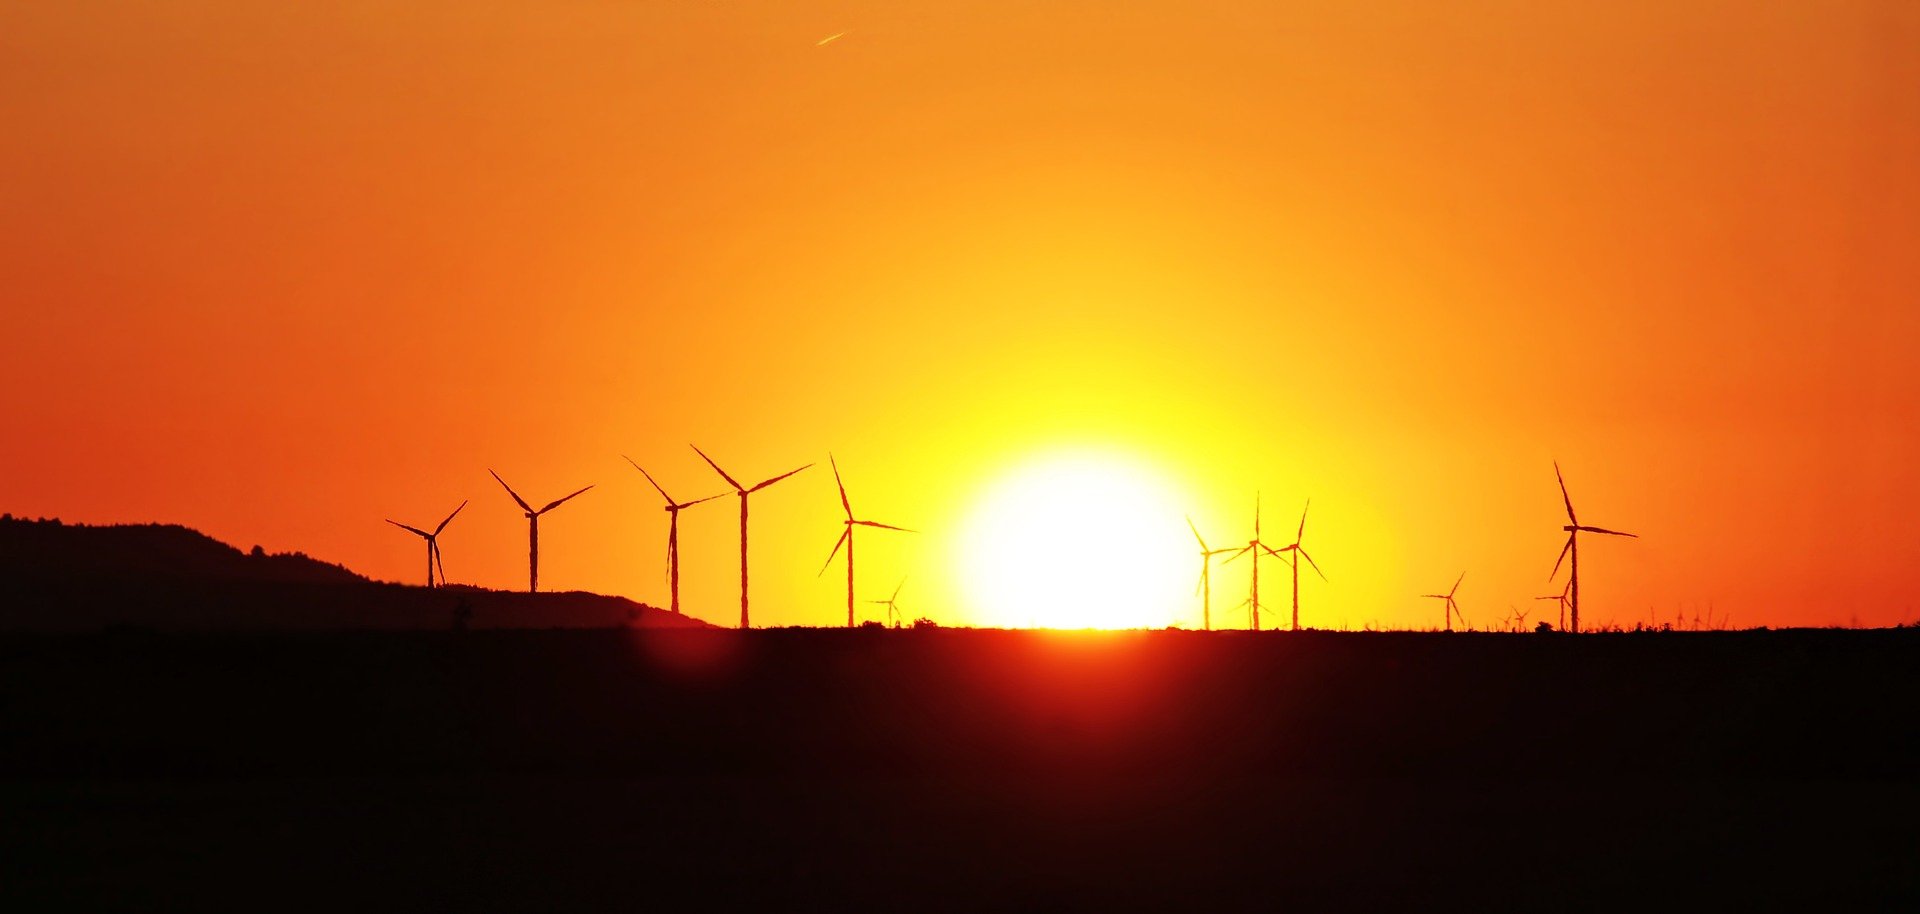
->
xmin=955 ymin=450 xmax=1193 ymax=629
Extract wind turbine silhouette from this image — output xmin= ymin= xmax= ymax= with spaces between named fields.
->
xmin=1550 ymin=462 xmax=1638 ymax=633
xmin=1272 ymin=499 xmax=1327 ymax=631
xmin=1424 ymin=572 xmax=1466 ymax=632
xmin=1186 ymin=517 xmax=1237 ymax=631
xmin=1536 ymin=579 xmax=1573 ymax=631
xmin=819 ymin=455 xmax=913 ymax=628
xmin=1175 ymin=518 xmax=1236 ymax=633
xmin=1221 ymin=494 xmax=1292 ymax=631
xmin=868 ymin=577 xmax=908 ymax=629
xmin=385 ymin=500 xmax=466 ymax=588
xmin=489 ymin=470 xmax=593 ymax=593
xmin=1507 ymin=603 xmax=1534 ymax=632
xmin=624 ymin=457 xmax=723 ymax=616
xmin=692 ymin=445 xmax=811 ymax=629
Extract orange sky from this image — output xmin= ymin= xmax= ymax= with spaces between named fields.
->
xmin=3 ymin=1 xmax=1917 ymax=629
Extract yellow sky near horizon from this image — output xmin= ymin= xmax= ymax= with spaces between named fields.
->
xmin=2 ymin=1 xmax=1917 ymax=629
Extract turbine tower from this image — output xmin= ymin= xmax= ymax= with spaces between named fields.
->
xmin=692 ymin=445 xmax=811 ymax=629
xmin=1186 ymin=517 xmax=1237 ymax=631
xmin=625 ymin=457 xmax=723 ymax=616
xmin=1550 ymin=462 xmax=1638 ymax=633
xmin=1423 ymin=572 xmax=1466 ymax=632
xmin=1272 ymin=499 xmax=1327 ymax=631
xmin=1221 ymin=494 xmax=1292 ymax=631
xmin=819 ymin=455 xmax=913 ymax=628
xmin=867 ymin=578 xmax=908 ymax=629
xmin=385 ymin=500 xmax=466 ymax=588
xmin=490 ymin=470 xmax=593 ymax=593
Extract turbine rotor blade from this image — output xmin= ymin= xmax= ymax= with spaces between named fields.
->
xmin=749 ymin=464 xmax=813 ymax=493
xmin=1186 ymin=515 xmax=1210 ymax=553
xmin=1550 ymin=534 xmax=1573 ymax=581
xmin=433 ymin=540 xmax=449 ymax=587
xmin=830 ymin=454 xmax=852 ymax=519
xmin=625 ymin=457 xmax=674 ymax=504
xmin=1450 ymin=571 xmax=1465 ymax=598
xmin=689 ymin=445 xmax=745 ymax=491
xmin=1296 ymin=499 xmax=1310 ymax=545
xmin=386 ymin=520 xmax=430 ymax=538
xmin=490 ymin=469 xmax=532 ymax=513
xmin=434 ymin=500 xmax=468 ymax=536
xmin=1299 ymin=548 xmax=1326 ymax=581
xmin=818 ymin=528 xmax=850 ymax=576
xmin=1555 ymin=461 xmax=1578 ymax=525
xmin=539 ymin=485 xmax=594 ymax=514
xmin=676 ymin=493 xmax=727 ymax=509
xmin=854 ymin=520 xmax=914 ymax=532
xmin=1578 ymin=525 xmax=1638 ymax=538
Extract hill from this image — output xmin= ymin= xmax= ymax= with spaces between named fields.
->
xmin=0 ymin=515 xmax=707 ymax=631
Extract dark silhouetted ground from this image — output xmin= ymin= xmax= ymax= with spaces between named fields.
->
xmin=2 ymin=627 xmax=1916 ymax=910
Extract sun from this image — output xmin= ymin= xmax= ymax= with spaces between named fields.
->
xmin=955 ymin=449 xmax=1194 ymax=629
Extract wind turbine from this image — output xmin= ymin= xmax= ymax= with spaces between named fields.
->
xmin=691 ymin=445 xmax=812 ymax=629
xmin=489 ymin=470 xmax=593 ymax=593
xmin=1550 ymin=462 xmax=1638 ymax=633
xmin=819 ymin=455 xmax=913 ymax=628
xmin=1186 ymin=517 xmax=1237 ymax=631
xmin=1535 ymin=579 xmax=1573 ymax=631
xmin=624 ymin=457 xmax=723 ymax=616
xmin=1423 ymin=572 xmax=1466 ymax=632
xmin=867 ymin=577 xmax=908 ymax=629
xmin=1508 ymin=603 xmax=1534 ymax=632
xmin=1221 ymin=494 xmax=1292 ymax=631
xmin=385 ymin=500 xmax=466 ymax=587
xmin=1272 ymin=499 xmax=1327 ymax=631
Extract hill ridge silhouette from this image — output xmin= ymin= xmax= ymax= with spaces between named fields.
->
xmin=0 ymin=514 xmax=707 ymax=631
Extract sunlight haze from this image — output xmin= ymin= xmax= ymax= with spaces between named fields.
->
xmin=2 ymin=1 xmax=1915 ymax=629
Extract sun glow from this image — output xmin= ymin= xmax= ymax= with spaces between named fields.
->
xmin=956 ymin=450 xmax=1193 ymax=629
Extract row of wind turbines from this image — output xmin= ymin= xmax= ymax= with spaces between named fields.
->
xmin=1189 ymin=462 xmax=1636 ymax=633
xmin=392 ymin=451 xmax=1635 ymax=632
xmin=387 ymin=446 xmax=914 ymax=628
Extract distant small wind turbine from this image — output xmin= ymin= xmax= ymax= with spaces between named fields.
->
xmin=1272 ymin=499 xmax=1327 ymax=631
xmin=490 ymin=470 xmax=593 ymax=593
xmin=868 ymin=577 xmax=908 ymax=629
xmin=1550 ymin=462 xmax=1638 ymax=633
xmin=1505 ymin=603 xmax=1534 ymax=632
xmin=692 ymin=445 xmax=811 ymax=629
xmin=1221 ymin=494 xmax=1293 ymax=631
xmin=1536 ymin=579 xmax=1572 ymax=631
xmin=625 ymin=457 xmax=723 ymax=616
xmin=1186 ymin=517 xmax=1237 ymax=631
xmin=385 ymin=500 xmax=466 ymax=588
xmin=1424 ymin=572 xmax=1466 ymax=632
xmin=819 ymin=455 xmax=913 ymax=627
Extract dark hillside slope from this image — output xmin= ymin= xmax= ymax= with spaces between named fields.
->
xmin=0 ymin=516 xmax=706 ymax=631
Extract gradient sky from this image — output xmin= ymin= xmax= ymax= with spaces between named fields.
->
xmin=3 ymin=1 xmax=1916 ymax=629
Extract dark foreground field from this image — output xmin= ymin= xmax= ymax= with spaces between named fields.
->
xmin=4 ymin=627 xmax=1917 ymax=910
